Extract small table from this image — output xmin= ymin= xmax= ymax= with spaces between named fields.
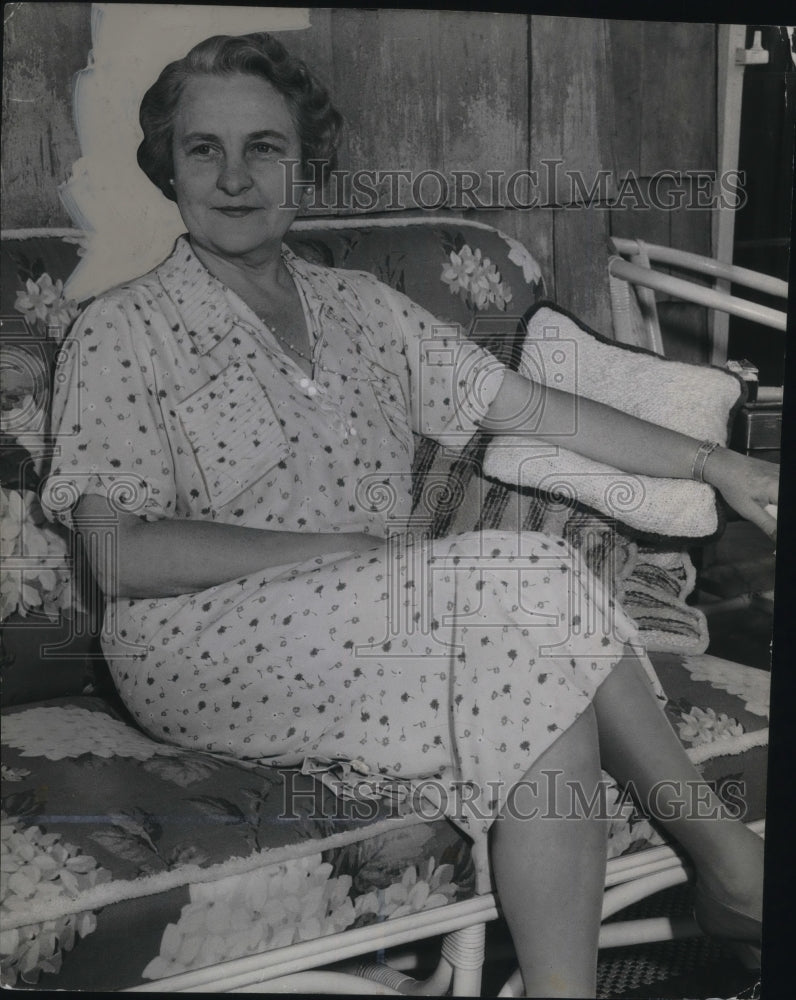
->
xmin=729 ymin=392 xmax=783 ymax=463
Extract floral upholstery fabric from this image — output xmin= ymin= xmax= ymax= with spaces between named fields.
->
xmin=284 ymin=221 xmax=540 ymax=328
xmin=0 ymin=651 xmax=769 ymax=988
xmin=0 ymin=697 xmax=474 ymax=988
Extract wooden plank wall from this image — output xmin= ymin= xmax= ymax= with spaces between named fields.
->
xmin=2 ymin=5 xmax=717 ymax=343
xmin=2 ymin=2 xmax=92 ymax=227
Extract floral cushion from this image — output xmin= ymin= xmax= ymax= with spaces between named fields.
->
xmin=0 ymin=696 xmax=475 ymax=988
xmin=0 ymin=651 xmax=769 ymax=989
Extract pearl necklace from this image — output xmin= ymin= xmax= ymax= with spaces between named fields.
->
xmin=255 ymin=307 xmax=355 ymax=436
xmin=262 ymin=319 xmax=314 ymax=364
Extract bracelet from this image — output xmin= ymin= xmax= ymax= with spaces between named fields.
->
xmin=691 ymin=440 xmax=721 ymax=482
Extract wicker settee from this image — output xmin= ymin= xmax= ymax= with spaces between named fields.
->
xmin=0 ymin=218 xmax=769 ymax=993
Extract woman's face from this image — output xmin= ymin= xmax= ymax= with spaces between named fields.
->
xmin=172 ymin=72 xmax=303 ymax=263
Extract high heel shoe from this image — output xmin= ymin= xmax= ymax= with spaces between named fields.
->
xmin=693 ymin=881 xmax=762 ymax=968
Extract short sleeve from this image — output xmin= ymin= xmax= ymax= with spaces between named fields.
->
xmin=41 ymin=295 xmax=177 ymax=528
xmin=380 ymin=283 xmax=508 ymax=449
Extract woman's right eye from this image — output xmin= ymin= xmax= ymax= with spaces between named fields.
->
xmin=189 ymin=143 xmax=216 ymax=157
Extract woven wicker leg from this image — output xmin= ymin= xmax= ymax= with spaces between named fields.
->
xmin=350 ymin=962 xmax=418 ymax=993
xmin=351 ymin=957 xmax=454 ymax=996
xmin=442 ymin=922 xmax=486 ymax=996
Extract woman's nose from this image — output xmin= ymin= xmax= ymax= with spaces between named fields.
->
xmin=216 ymin=156 xmax=252 ymax=195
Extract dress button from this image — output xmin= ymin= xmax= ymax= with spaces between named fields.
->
xmin=299 ymin=377 xmax=311 ymax=389
xmin=306 ymin=384 xmax=318 ymax=397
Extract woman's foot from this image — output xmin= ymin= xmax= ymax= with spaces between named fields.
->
xmin=694 ymin=880 xmax=762 ymax=944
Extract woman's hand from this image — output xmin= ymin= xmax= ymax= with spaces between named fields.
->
xmin=702 ymin=447 xmax=779 ymax=541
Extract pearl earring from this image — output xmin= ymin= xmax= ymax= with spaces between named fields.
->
xmin=169 ymin=178 xmax=175 ymax=186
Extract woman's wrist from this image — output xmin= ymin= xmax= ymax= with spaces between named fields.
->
xmin=699 ymin=443 xmax=734 ymax=490
xmin=690 ymin=440 xmax=721 ymax=482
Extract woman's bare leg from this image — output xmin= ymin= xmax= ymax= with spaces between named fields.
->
xmin=490 ymin=706 xmax=607 ymax=998
xmin=592 ymin=653 xmax=764 ymax=919
xmin=490 ymin=653 xmax=763 ymax=998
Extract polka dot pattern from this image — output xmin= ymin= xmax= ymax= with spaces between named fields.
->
xmin=44 ymin=237 xmax=665 ymax=888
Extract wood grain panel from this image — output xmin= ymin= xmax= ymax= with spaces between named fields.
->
xmin=328 ymin=8 xmax=442 ymax=203
xmin=272 ymin=8 xmax=334 ymax=90
xmin=553 ymin=207 xmax=613 ymax=334
xmin=601 ymin=18 xmax=717 ymax=193
xmin=639 ymin=20 xmax=716 ymax=177
xmin=609 ymin=177 xmax=712 ymax=278
xmin=606 ymin=18 xmax=645 ymax=179
xmin=307 ymin=9 xmax=529 ymax=213
xmin=530 ymin=16 xmax=616 ymax=207
xmin=2 ymin=1 xmax=91 ymax=227
xmin=651 ymin=176 xmax=713 ymax=363
xmin=608 ymin=178 xmax=671 ymax=247
xmin=669 ymin=176 xmax=713 ymax=257
xmin=437 ymin=11 xmax=528 ymax=189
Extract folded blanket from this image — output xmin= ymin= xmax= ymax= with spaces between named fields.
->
xmin=483 ymin=302 xmax=745 ymax=540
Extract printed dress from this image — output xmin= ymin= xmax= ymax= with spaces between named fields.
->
xmin=45 ymin=236 xmax=663 ymax=887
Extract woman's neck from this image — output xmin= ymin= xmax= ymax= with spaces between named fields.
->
xmin=189 ymin=237 xmax=291 ymax=298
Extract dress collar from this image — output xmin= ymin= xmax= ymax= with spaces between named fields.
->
xmin=156 ymin=236 xmax=236 ymax=355
xmin=156 ymin=235 xmax=325 ymax=357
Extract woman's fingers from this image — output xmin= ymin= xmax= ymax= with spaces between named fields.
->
xmin=710 ymin=452 xmax=779 ymax=541
xmin=747 ymin=456 xmax=779 ymax=505
xmin=759 ymin=512 xmax=777 ymax=543
xmin=731 ymin=495 xmax=777 ymax=542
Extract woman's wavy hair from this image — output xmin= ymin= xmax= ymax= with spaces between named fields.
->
xmin=137 ymin=32 xmax=342 ymax=201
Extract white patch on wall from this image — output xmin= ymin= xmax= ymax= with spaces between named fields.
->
xmin=60 ymin=3 xmax=310 ymax=301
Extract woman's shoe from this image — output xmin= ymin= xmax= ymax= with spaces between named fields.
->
xmin=693 ymin=881 xmax=762 ymax=968
xmin=731 ymin=979 xmax=762 ymax=1000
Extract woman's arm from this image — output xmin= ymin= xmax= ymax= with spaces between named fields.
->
xmin=482 ymin=370 xmax=779 ymax=539
xmin=73 ymin=494 xmax=378 ymax=599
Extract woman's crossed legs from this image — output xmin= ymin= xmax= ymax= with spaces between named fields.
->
xmin=491 ymin=653 xmax=764 ymax=998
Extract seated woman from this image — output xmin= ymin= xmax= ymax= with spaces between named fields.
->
xmin=44 ymin=32 xmax=776 ymax=999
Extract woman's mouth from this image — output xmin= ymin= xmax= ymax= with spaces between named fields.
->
xmin=214 ymin=207 xmax=260 ymax=217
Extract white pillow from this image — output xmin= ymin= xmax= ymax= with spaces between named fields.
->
xmin=482 ymin=304 xmax=744 ymax=538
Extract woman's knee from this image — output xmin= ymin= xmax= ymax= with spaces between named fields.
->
xmin=539 ymin=704 xmax=600 ymax=776
xmin=592 ymin=647 xmax=658 ymax=711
